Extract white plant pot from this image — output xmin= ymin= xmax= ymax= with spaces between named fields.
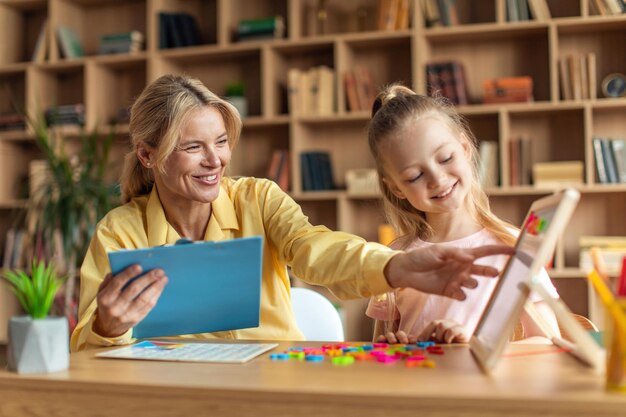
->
xmin=8 ymin=315 xmax=69 ymax=374
xmin=225 ymin=96 xmax=248 ymax=118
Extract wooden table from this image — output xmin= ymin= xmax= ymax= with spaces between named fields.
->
xmin=0 ymin=341 xmax=624 ymax=417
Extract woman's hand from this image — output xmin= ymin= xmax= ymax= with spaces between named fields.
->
xmin=93 ymin=265 xmax=168 ymax=338
xmin=418 ymin=320 xmax=468 ymax=344
xmin=384 ymin=244 xmax=514 ymax=300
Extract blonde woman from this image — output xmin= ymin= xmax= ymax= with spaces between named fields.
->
xmin=71 ymin=75 xmax=512 ymax=351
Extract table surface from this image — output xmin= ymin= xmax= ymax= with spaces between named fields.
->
xmin=0 ymin=341 xmax=625 ymax=417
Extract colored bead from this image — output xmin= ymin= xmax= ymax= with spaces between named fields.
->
xmin=269 ymin=353 xmax=290 ymax=360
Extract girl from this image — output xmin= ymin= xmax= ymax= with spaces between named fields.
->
xmin=365 ymin=84 xmax=560 ymax=344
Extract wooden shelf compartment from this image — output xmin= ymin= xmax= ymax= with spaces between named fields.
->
xmin=51 ymin=0 xmax=147 ymax=61
xmin=85 ymin=56 xmax=146 ymax=129
xmin=27 ymin=63 xmax=84 ymax=118
xmin=229 ymin=123 xmax=289 ymax=179
xmin=151 ymin=0 xmax=217 ymax=49
xmin=0 ymin=68 xmax=26 ymax=127
xmin=297 ymin=0 xmax=382 ymax=38
xmin=423 ymin=25 xmax=551 ymax=104
xmin=0 ymin=0 xmax=47 ymax=65
xmin=154 ymin=48 xmax=263 ymax=117
xmin=505 ymin=107 xmax=586 ymax=186
xmin=291 ymin=118 xmax=373 ymax=194
xmin=546 ymin=0 xmax=583 ymax=19
xmin=225 ymin=0 xmax=287 ymax=43
xmin=557 ymin=20 xmax=626 ymax=103
xmin=268 ymin=41 xmax=335 ymax=116
xmin=339 ymin=34 xmax=412 ymax=113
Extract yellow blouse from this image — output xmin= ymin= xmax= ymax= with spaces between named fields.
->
xmin=70 ymin=177 xmax=396 ymax=351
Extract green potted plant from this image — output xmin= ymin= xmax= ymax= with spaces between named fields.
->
xmin=27 ymin=114 xmax=119 ymax=325
xmin=224 ymin=81 xmax=248 ymax=117
xmin=1 ymin=259 xmax=68 ymax=373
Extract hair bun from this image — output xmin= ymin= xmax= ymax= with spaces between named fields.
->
xmin=371 ymin=84 xmax=416 ymax=117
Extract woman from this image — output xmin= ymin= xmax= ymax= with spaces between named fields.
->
xmin=70 ymin=75 xmax=512 ymax=351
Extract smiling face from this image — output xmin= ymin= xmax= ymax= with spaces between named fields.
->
xmin=138 ymin=106 xmax=231 ymax=207
xmin=380 ymin=114 xmax=474 ymax=220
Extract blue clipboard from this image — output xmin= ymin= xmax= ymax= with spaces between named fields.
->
xmin=107 ymin=236 xmax=263 ymax=339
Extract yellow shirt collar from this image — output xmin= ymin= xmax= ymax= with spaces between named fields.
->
xmin=145 ymin=183 xmax=239 ymax=246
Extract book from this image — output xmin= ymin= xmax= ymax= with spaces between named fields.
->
xmin=558 ymin=57 xmax=572 ymax=100
xmin=592 ymin=137 xmax=608 ymax=183
xmin=425 ymin=61 xmax=468 ymax=105
xmin=31 ymin=19 xmax=48 ymax=63
xmin=57 ymin=26 xmax=84 ymax=59
xmin=344 ymin=70 xmax=361 ymax=112
xmin=478 ymin=141 xmax=499 ymax=187
xmin=587 ymin=52 xmax=597 ymax=100
xmin=237 ymin=16 xmax=285 ymax=40
xmin=527 ymin=0 xmax=551 ymax=20
xmin=601 ymin=138 xmax=619 ymax=183
xmin=610 ymin=139 xmax=626 ymax=183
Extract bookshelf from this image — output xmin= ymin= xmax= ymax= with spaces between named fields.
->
xmin=0 ymin=0 xmax=625 ymax=341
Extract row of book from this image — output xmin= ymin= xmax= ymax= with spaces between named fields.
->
xmin=300 ymin=151 xmax=335 ymax=191
xmin=0 ymin=113 xmax=26 ymax=132
xmin=236 ymin=16 xmax=285 ymax=42
xmin=159 ymin=12 xmax=202 ymax=49
xmin=45 ymin=104 xmax=85 ymax=127
xmin=579 ymin=236 xmax=626 ymax=275
xmin=287 ymin=66 xmax=335 ymax=116
xmin=266 ymin=149 xmax=290 ymax=192
xmin=426 ymin=61 xmax=468 ymax=105
xmin=593 ymin=137 xmax=626 ymax=184
xmin=559 ymin=53 xmax=597 ymax=101
xmin=421 ymin=0 xmax=459 ymax=27
xmin=507 ymin=0 xmax=552 ymax=22
xmin=344 ymin=66 xmax=377 ymax=112
xmin=377 ymin=0 xmax=410 ymax=31
xmin=589 ymin=0 xmax=626 ymax=15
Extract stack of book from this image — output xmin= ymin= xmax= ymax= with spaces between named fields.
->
xmin=426 ymin=61 xmax=468 ymax=105
xmin=558 ymin=53 xmax=597 ymax=101
xmin=346 ymin=169 xmax=380 ymax=195
xmin=593 ymin=137 xmax=626 ymax=184
xmin=483 ymin=76 xmax=533 ymax=104
xmin=532 ymin=161 xmax=584 ymax=188
xmin=266 ymin=149 xmax=290 ymax=192
xmin=579 ymin=236 xmax=626 ymax=275
xmin=343 ymin=66 xmax=377 ymax=112
xmin=98 ymin=31 xmax=144 ymax=55
xmin=236 ymin=16 xmax=285 ymax=42
xmin=300 ymin=151 xmax=335 ymax=191
xmin=0 ymin=112 xmax=25 ymax=131
xmin=45 ymin=104 xmax=85 ymax=127
xmin=377 ymin=0 xmax=410 ymax=30
xmin=288 ymin=66 xmax=335 ymax=116
xmin=159 ymin=12 xmax=201 ymax=49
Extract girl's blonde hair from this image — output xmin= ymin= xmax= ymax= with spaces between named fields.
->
xmin=120 ymin=74 xmax=242 ymax=203
xmin=368 ymin=84 xmax=516 ymax=247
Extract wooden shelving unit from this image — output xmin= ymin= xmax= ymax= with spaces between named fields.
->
xmin=1 ymin=0 xmax=625 ymax=340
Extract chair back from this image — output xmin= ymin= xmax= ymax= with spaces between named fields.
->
xmin=291 ymin=287 xmax=344 ymax=342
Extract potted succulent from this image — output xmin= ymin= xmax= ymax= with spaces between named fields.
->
xmin=1 ymin=259 xmax=68 ymax=373
xmin=224 ymin=81 xmax=248 ymax=117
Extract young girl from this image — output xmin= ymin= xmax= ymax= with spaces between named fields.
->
xmin=365 ymin=85 xmax=560 ymax=344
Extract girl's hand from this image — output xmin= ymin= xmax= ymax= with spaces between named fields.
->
xmin=376 ymin=330 xmax=417 ymax=345
xmin=384 ymin=244 xmax=514 ymax=300
xmin=93 ymin=265 xmax=168 ymax=338
xmin=418 ymin=319 xmax=468 ymax=344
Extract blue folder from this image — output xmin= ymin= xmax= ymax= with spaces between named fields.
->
xmin=107 ymin=236 xmax=263 ymax=339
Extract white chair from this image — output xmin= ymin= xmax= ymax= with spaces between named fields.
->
xmin=291 ymin=287 xmax=345 ymax=342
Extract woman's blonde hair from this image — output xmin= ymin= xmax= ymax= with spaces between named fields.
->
xmin=120 ymin=74 xmax=242 ymax=203
xmin=368 ymin=84 xmax=516 ymax=247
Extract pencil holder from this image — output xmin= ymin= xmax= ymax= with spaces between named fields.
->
xmin=606 ymin=299 xmax=626 ymax=392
